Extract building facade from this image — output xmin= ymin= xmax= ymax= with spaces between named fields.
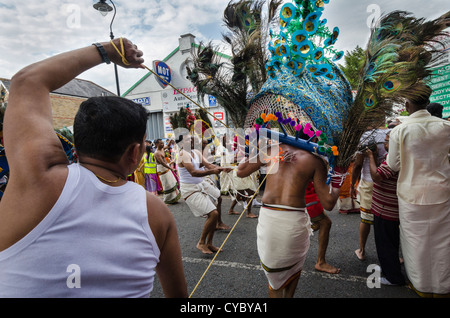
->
xmin=122 ymin=34 xmax=230 ymax=140
xmin=0 ymin=77 xmax=115 ymax=129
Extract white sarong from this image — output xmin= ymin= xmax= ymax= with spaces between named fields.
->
xmin=398 ymin=197 xmax=450 ymax=296
xmin=257 ymin=204 xmax=312 ymax=290
xmin=180 ymin=178 xmax=221 ymax=217
xmin=157 ymin=164 xmax=180 ymax=204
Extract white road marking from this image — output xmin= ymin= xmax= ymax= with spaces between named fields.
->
xmin=182 ymin=257 xmax=367 ymax=283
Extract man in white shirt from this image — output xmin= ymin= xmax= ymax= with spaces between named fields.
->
xmin=386 ymin=94 xmax=450 ymax=297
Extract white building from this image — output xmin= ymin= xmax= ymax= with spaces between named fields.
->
xmin=122 ymin=34 xmax=230 ymax=140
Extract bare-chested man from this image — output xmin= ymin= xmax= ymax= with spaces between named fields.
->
xmin=237 ymin=143 xmax=346 ymax=298
xmin=154 ymin=139 xmax=180 ymax=204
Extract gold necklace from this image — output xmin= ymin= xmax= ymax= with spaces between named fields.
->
xmin=94 ymin=173 xmax=122 ymax=183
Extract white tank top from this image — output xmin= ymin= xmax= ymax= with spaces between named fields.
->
xmin=0 ymin=163 xmax=160 ymax=298
xmin=178 ymin=150 xmax=203 ymax=184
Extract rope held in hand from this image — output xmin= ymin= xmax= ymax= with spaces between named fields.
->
xmin=111 ymin=38 xmax=274 ymax=298
xmin=110 ymin=39 xmax=227 ymax=128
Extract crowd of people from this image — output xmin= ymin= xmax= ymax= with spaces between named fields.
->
xmin=0 ymin=37 xmax=448 ymax=300
xmin=128 ymin=101 xmax=449 ymax=299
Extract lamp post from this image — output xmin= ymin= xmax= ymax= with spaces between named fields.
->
xmin=93 ymin=0 xmax=121 ymax=96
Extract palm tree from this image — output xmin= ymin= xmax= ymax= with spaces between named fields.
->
xmin=185 ymin=0 xmax=283 ymax=128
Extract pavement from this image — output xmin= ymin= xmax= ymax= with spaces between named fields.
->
xmin=149 ymin=192 xmax=421 ymax=300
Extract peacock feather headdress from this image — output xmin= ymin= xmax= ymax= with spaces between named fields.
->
xmin=245 ymin=0 xmax=352 ymax=168
xmin=245 ymin=0 xmax=450 ymax=170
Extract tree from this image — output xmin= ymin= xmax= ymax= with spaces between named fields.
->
xmin=338 ymin=45 xmax=365 ymax=90
xmin=185 ymin=0 xmax=283 ymax=128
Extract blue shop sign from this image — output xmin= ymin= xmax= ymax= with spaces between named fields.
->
xmin=153 ymin=60 xmax=172 ymax=88
xmin=132 ymin=97 xmax=150 ymax=106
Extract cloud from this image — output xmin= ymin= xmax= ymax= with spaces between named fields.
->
xmin=1 ymin=0 xmax=448 ymax=94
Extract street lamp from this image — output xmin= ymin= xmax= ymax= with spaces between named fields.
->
xmin=93 ymin=0 xmax=121 ymax=96
xmin=93 ymin=0 xmax=113 ymax=16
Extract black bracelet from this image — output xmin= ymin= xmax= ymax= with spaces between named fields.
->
xmin=92 ymin=43 xmax=111 ymax=64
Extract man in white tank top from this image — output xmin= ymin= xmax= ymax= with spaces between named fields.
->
xmin=0 ymin=38 xmax=187 ymax=297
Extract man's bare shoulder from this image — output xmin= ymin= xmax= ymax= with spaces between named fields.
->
xmin=281 ymin=145 xmax=324 ymax=166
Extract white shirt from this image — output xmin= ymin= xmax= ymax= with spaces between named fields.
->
xmin=386 ymin=109 xmax=450 ymax=204
xmin=178 ymin=150 xmax=203 ymax=184
xmin=360 ymin=129 xmax=389 ymax=182
xmin=0 ymin=164 xmax=160 ymax=297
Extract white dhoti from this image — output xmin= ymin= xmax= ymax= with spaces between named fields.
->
xmin=180 ymin=178 xmax=221 ymax=217
xmin=257 ymin=204 xmax=312 ymax=290
xmin=398 ymin=198 xmax=450 ymax=296
xmin=232 ymin=170 xmax=257 ymax=191
xmin=157 ymin=164 xmax=180 ymax=204
xmin=219 ymin=163 xmax=236 ymax=194
xmin=358 ymin=179 xmax=374 ymax=224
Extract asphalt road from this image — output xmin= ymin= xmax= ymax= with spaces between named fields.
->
xmin=149 ymin=192 xmax=420 ymax=300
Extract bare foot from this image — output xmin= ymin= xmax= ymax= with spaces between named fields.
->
xmin=315 ymin=262 xmax=340 ymax=274
xmin=355 ymin=249 xmax=365 ymax=261
xmin=197 ymin=243 xmax=213 ymax=254
xmin=217 ymin=222 xmax=231 ymax=230
xmin=246 ymin=212 xmax=258 ymax=218
xmin=228 ymin=210 xmax=240 ymax=215
xmin=208 ymin=245 xmax=223 ymax=253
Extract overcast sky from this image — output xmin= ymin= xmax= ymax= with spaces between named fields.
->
xmin=0 ymin=0 xmax=448 ymax=95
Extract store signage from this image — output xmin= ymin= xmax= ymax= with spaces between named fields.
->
xmin=132 ymin=97 xmax=150 ymax=106
xmin=153 ymin=60 xmax=172 ymax=88
xmin=213 ymin=112 xmax=224 ymax=121
xmin=428 ymin=35 xmax=450 ymax=118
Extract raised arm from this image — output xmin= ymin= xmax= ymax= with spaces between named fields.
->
xmin=4 ymin=38 xmax=144 ymax=182
xmin=365 ymin=149 xmax=383 ymax=183
xmin=0 ymin=39 xmax=144 ymax=251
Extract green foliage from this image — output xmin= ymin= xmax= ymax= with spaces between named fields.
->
xmin=338 ymin=45 xmax=365 ymax=90
xmin=185 ymin=0 xmax=283 ymax=128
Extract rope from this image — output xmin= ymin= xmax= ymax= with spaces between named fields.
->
xmin=110 ymin=38 xmax=228 ymax=129
xmin=188 ymin=161 xmax=275 ymax=298
xmin=110 ymin=39 xmax=278 ymax=297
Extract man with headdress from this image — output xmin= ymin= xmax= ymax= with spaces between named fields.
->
xmin=237 ymin=0 xmax=449 ymax=297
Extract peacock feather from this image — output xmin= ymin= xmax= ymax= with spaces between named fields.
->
xmin=186 ymin=0 xmax=283 ymax=128
xmin=246 ymin=0 xmax=352 ymax=167
xmin=266 ymin=0 xmax=344 ymax=81
xmin=338 ymin=10 xmax=450 ymax=167
xmin=246 ymin=1 xmax=449 ymax=170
